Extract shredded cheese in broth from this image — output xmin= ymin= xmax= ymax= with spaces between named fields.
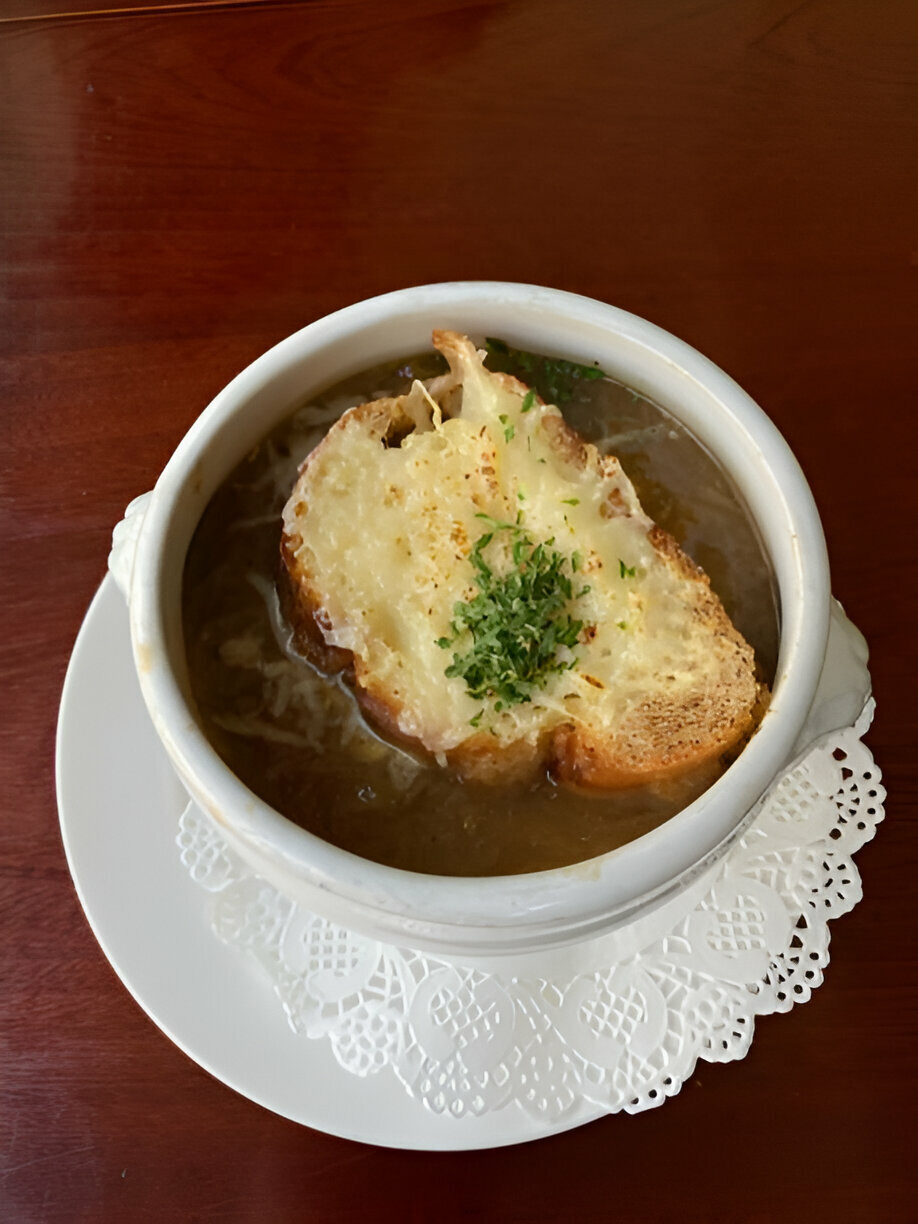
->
xmin=182 ymin=349 xmax=778 ymax=877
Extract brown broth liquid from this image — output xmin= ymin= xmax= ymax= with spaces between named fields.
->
xmin=182 ymin=350 xmax=778 ymax=877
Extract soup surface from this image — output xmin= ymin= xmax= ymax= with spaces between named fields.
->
xmin=182 ymin=345 xmax=778 ymax=876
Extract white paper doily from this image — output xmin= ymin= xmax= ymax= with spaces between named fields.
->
xmin=175 ymin=701 xmax=883 ymax=1123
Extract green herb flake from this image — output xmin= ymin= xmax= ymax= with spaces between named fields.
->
xmin=504 ymin=424 xmax=515 ymax=442
xmin=521 ymin=389 xmax=536 ymax=413
xmin=571 ymin=551 xmax=582 ymax=572
xmin=484 ymin=338 xmax=607 ymax=406
xmin=474 ymin=512 xmax=518 ymax=532
xmin=469 ymin=709 xmax=484 ymax=727
xmin=562 ymin=497 xmax=580 ymax=506
xmin=619 ymin=559 xmax=637 ymax=579
xmin=439 ymin=529 xmax=587 ymax=711
xmin=617 ymin=620 xmax=628 ymax=630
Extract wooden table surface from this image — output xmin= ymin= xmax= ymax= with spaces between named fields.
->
xmin=2 ymin=1 xmax=916 ymax=1219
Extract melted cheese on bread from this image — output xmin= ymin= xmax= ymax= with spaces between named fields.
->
xmin=281 ymin=331 xmax=760 ymax=788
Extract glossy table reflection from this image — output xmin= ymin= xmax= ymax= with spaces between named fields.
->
xmin=1 ymin=1 xmax=916 ymax=1220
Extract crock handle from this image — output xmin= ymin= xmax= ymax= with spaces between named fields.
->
xmin=791 ymin=598 xmax=872 ymax=757
xmin=108 ymin=492 xmax=153 ymax=603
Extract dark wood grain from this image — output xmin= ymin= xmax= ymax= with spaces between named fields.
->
xmin=0 ymin=0 xmax=295 ymax=26
xmin=2 ymin=1 xmax=916 ymax=1219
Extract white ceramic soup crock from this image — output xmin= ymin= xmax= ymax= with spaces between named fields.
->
xmin=110 ymin=283 xmax=870 ymax=959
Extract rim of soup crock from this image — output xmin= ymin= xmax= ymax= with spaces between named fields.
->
xmin=127 ymin=282 xmax=831 ymax=956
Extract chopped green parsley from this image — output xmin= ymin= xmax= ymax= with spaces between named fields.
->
xmin=497 ymin=413 xmax=516 ymax=442
xmin=484 ymin=337 xmax=606 ymax=406
xmin=619 ymin=559 xmax=636 ymax=579
xmin=437 ymin=521 xmax=590 ymax=712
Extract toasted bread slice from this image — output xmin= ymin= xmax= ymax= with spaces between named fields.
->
xmin=281 ymin=331 xmax=762 ymax=788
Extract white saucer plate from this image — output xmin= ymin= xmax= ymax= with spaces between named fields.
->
xmin=58 ymin=579 xmax=884 ymax=1148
